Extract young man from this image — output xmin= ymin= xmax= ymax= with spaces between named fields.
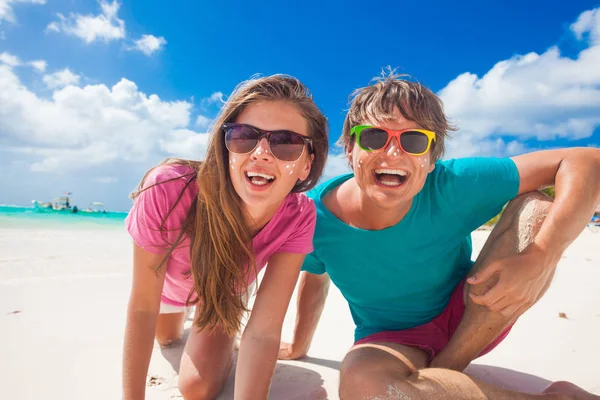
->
xmin=279 ymin=74 xmax=600 ymax=399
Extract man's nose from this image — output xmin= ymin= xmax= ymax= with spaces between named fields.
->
xmin=385 ymin=136 xmax=403 ymax=157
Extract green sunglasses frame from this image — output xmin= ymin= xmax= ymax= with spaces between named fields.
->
xmin=350 ymin=125 xmax=436 ymax=156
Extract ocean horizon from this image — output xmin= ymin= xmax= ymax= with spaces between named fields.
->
xmin=0 ymin=204 xmax=128 ymax=229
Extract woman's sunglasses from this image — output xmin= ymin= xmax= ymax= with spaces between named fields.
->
xmin=223 ymin=123 xmax=313 ymax=162
xmin=350 ymin=125 xmax=436 ymax=156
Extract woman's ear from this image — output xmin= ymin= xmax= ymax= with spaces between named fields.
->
xmin=299 ymin=153 xmax=314 ymax=181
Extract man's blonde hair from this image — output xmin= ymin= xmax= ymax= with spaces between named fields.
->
xmin=338 ymin=71 xmax=456 ymax=162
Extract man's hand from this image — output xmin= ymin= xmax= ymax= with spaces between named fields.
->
xmin=466 ymin=243 xmax=557 ymax=318
xmin=278 ymin=341 xmax=308 ymax=360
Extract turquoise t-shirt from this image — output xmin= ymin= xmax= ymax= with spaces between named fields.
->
xmin=302 ymin=157 xmax=520 ymax=341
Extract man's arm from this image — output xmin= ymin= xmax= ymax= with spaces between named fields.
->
xmin=279 ymin=271 xmax=330 ymax=360
xmin=512 ymin=147 xmax=600 ymax=257
xmin=469 ymin=147 xmax=600 ymax=311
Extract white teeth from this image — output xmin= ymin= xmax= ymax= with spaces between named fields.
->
xmin=374 ymin=168 xmax=408 ymax=176
xmin=380 ymin=180 xmax=400 ymax=186
xmin=246 ymin=171 xmax=275 ymax=180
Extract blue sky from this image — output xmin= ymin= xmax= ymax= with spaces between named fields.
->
xmin=1 ymin=0 xmax=599 ymax=211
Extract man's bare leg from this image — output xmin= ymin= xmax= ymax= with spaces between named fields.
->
xmin=431 ymin=191 xmax=555 ymax=371
xmin=339 ymin=342 xmax=598 ymax=400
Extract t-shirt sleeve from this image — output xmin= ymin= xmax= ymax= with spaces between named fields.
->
xmin=301 ymin=250 xmax=326 ymax=275
xmin=277 ymin=196 xmax=317 ymax=255
xmin=125 ymin=167 xmax=190 ymax=253
xmin=434 ymin=157 xmax=520 ymax=232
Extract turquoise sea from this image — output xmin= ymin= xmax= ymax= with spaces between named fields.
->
xmin=0 ymin=204 xmax=128 ymax=229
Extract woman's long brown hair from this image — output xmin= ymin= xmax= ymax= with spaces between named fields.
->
xmin=131 ymin=75 xmax=329 ymax=336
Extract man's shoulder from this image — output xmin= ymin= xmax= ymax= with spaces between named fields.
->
xmin=428 ymin=157 xmax=518 ymax=187
xmin=307 ymin=173 xmax=354 ymax=203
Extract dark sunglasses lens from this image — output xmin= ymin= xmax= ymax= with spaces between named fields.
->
xmin=225 ymin=126 xmax=259 ymax=154
xmin=270 ymin=132 xmax=306 ymax=161
xmin=400 ymin=131 xmax=429 ymax=154
xmin=359 ymin=128 xmax=389 ymax=150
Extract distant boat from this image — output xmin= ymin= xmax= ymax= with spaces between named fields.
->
xmin=32 ymin=192 xmax=79 ymax=213
xmin=80 ymin=202 xmax=107 ymax=214
xmin=31 ymin=193 xmax=114 ymax=216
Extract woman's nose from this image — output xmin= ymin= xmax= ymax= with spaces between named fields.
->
xmin=250 ymin=138 xmax=274 ymax=161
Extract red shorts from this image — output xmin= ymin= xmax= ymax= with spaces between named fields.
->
xmin=354 ymin=279 xmax=514 ymax=361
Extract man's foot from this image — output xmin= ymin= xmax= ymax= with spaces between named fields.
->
xmin=543 ymin=381 xmax=600 ymax=400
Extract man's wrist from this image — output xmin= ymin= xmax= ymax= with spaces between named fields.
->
xmin=289 ymin=339 xmax=310 ymax=357
xmin=531 ymin=238 xmax=561 ymax=269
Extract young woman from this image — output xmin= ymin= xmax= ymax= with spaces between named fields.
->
xmin=122 ymin=75 xmax=329 ymax=400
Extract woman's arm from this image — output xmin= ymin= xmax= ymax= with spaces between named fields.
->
xmin=234 ymin=252 xmax=305 ymax=400
xmin=122 ymin=244 xmax=166 ymax=400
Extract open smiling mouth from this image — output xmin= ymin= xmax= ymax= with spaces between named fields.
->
xmin=245 ymin=171 xmax=276 ymax=187
xmin=373 ymin=168 xmax=409 ymax=188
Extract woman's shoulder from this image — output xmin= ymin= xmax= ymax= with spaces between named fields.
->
xmin=275 ymin=193 xmax=316 ymax=228
xmin=283 ymin=192 xmax=316 ymax=213
xmin=143 ymin=163 xmax=197 ymax=189
xmin=131 ymin=162 xmax=198 ymax=219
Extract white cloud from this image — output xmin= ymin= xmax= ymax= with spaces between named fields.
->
xmin=28 ymin=59 xmax=46 ymax=72
xmin=0 ymin=63 xmax=208 ymax=178
xmin=195 ymin=115 xmax=212 ymax=129
xmin=571 ymin=8 xmax=600 ymax=44
xmin=0 ymin=51 xmax=20 ymax=66
xmin=131 ymin=34 xmax=167 ymax=55
xmin=202 ymin=91 xmax=224 ymax=105
xmin=46 ymin=0 xmax=125 ymax=44
xmin=0 ymin=0 xmax=45 ymax=24
xmin=438 ymin=7 xmax=600 ymax=159
xmin=158 ymin=129 xmax=210 ymax=159
xmin=43 ymin=68 xmax=81 ymax=89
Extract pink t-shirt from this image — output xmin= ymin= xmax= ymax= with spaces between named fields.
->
xmin=125 ymin=164 xmax=316 ymax=306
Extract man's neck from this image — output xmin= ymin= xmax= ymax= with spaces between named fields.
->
xmin=328 ymin=178 xmax=413 ymax=231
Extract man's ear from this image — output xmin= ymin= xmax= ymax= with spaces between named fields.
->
xmin=429 ymin=161 xmax=435 ymax=173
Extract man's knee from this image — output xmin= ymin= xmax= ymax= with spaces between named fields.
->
xmin=504 ymin=191 xmax=552 ymax=225
xmin=178 ymin=374 xmax=224 ymax=400
xmin=340 ymin=364 xmax=415 ymax=400
xmin=155 ymin=333 xmax=182 ymax=348
xmin=339 ymin=350 xmax=414 ymax=399
xmin=497 ymin=191 xmax=552 ymax=248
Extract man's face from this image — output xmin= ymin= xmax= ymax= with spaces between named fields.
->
xmin=348 ymin=108 xmax=435 ymax=209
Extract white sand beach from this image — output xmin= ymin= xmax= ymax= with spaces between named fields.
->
xmin=0 ymin=224 xmax=599 ymax=399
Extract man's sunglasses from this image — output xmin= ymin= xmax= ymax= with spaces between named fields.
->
xmin=223 ymin=123 xmax=313 ymax=162
xmin=350 ymin=125 xmax=436 ymax=156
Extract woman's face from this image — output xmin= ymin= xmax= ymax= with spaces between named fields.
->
xmin=228 ymin=100 xmax=313 ymax=212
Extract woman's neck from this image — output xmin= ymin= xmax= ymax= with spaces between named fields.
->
xmin=244 ymin=198 xmax=285 ymax=236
